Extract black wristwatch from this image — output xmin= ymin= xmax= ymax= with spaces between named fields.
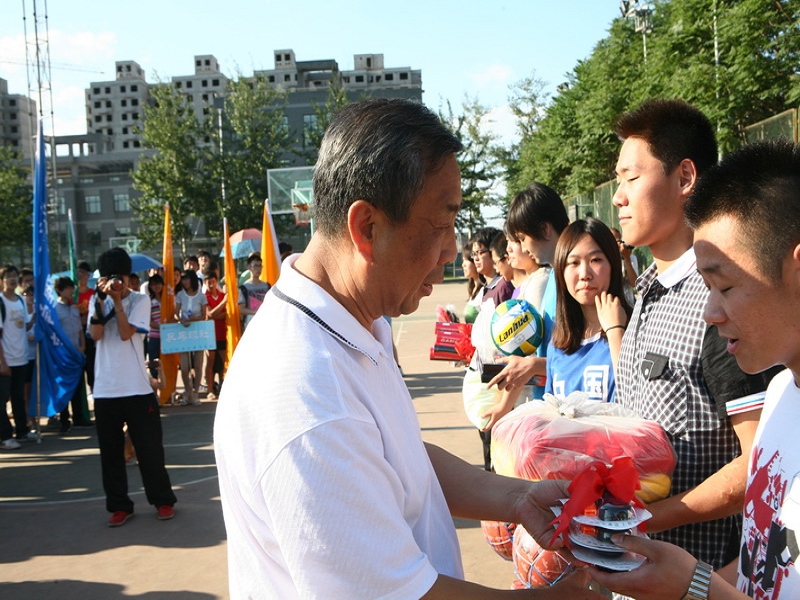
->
xmin=682 ymin=560 xmax=712 ymax=600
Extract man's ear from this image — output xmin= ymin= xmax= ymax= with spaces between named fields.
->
xmin=788 ymin=243 xmax=800 ymax=287
xmin=677 ymin=158 xmax=699 ymax=199
xmin=347 ymin=199 xmax=378 ymax=262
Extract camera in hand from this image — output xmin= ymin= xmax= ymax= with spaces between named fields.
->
xmin=96 ymin=275 xmax=124 ymax=299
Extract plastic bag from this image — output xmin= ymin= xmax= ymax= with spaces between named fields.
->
xmin=491 ymin=392 xmax=676 ymax=503
xmin=462 ymin=366 xmax=501 ymax=430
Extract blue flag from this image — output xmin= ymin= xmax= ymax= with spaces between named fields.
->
xmin=30 ymin=122 xmax=85 ymax=417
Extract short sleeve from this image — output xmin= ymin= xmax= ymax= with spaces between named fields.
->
xmin=127 ymin=293 xmax=151 ymax=333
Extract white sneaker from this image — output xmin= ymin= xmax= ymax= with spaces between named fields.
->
xmin=1 ymin=438 xmax=21 ymax=450
xmin=21 ymin=431 xmax=38 ymax=441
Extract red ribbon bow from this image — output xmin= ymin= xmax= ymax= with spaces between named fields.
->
xmin=549 ymin=456 xmax=641 ymax=546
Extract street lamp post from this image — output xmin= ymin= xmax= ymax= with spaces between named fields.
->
xmin=620 ymin=1 xmax=654 ymax=63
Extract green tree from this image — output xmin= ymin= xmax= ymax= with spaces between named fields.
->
xmin=511 ymin=0 xmax=800 ymax=198
xmin=300 ymin=78 xmax=352 ymax=162
xmin=132 ymin=83 xmax=217 ymax=249
xmin=440 ymin=97 xmax=503 ymax=234
xmin=512 ymin=18 xmax=643 ymax=198
xmin=499 ymin=73 xmax=549 ymax=201
xmin=0 ymin=147 xmax=32 ymax=259
xmin=217 ymin=75 xmax=292 ymax=233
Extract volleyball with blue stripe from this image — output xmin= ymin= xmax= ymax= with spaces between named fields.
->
xmin=490 ymin=299 xmax=544 ymax=357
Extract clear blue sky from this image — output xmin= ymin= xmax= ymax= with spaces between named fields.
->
xmin=1 ymin=1 xmax=622 ymax=147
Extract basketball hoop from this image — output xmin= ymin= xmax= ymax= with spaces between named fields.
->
xmin=292 ymin=203 xmax=312 ymax=226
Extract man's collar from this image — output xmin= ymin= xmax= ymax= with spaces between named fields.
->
xmin=656 ymin=246 xmax=697 ymax=289
xmin=278 ymin=254 xmax=386 ymax=366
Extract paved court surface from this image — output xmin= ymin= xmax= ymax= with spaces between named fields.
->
xmin=0 ymin=279 xmax=519 ymax=598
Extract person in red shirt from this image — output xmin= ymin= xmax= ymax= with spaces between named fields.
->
xmin=203 ymin=267 xmax=227 ymax=400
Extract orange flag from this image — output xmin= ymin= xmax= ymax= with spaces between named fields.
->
xmin=159 ymin=203 xmax=179 ymax=405
xmin=260 ymin=199 xmax=281 ymax=286
xmin=223 ymin=218 xmax=242 ymax=366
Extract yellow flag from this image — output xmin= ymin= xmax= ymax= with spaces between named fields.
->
xmin=224 ymin=218 xmax=242 ymax=366
xmin=159 ymin=203 xmax=179 ymax=405
xmin=260 ymin=199 xmax=281 ymax=286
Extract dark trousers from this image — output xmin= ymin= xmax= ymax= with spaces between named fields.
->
xmin=60 ymin=378 xmax=87 ymax=427
xmin=84 ymin=336 xmax=96 ymax=391
xmin=0 ymin=365 xmax=29 ymax=440
xmin=479 ymin=428 xmax=492 ymax=472
xmin=94 ymin=393 xmax=177 ymax=513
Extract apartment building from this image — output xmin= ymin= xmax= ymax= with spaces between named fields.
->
xmin=0 ymin=77 xmax=37 ymax=162
xmin=84 ymin=60 xmax=150 ymax=153
xmin=255 ymin=49 xmax=422 ymax=156
xmin=2 ymin=51 xmax=422 ymax=263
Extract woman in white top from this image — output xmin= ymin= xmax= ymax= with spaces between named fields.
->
xmin=174 ymin=269 xmax=208 ymax=406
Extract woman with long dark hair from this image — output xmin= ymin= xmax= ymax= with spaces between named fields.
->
xmin=546 ymin=217 xmax=632 ymax=402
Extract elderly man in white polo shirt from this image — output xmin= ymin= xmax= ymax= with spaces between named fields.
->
xmin=214 ymin=99 xmax=601 ymax=599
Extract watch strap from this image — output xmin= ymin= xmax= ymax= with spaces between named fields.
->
xmin=682 ymin=559 xmax=713 ymax=600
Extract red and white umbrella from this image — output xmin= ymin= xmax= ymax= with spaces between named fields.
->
xmin=220 ymin=228 xmax=262 ymax=259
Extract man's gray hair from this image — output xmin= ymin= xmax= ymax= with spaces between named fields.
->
xmin=312 ymin=98 xmax=462 ymax=235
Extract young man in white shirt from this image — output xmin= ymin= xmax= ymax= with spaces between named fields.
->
xmin=90 ymin=247 xmax=176 ymax=527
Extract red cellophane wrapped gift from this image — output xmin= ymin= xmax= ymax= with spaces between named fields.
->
xmin=491 ymin=393 xmax=676 ymax=504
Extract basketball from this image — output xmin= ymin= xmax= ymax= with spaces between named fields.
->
xmin=490 ymin=299 xmax=543 ymax=357
xmin=512 ymin=524 xmax=573 ymax=587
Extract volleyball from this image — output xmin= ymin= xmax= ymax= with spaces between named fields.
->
xmin=490 ymin=299 xmax=543 ymax=357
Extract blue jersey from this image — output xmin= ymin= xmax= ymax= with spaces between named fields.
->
xmin=544 ymin=333 xmax=615 ymax=402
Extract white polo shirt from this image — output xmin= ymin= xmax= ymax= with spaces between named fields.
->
xmin=214 ymin=254 xmax=462 ymax=599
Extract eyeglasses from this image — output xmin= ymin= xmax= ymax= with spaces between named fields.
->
xmin=470 ymin=249 xmax=490 ymax=259
xmin=493 ymin=257 xmax=507 ymax=268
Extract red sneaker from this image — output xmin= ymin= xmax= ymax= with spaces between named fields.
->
xmin=157 ymin=505 xmax=175 ymax=520
xmin=107 ymin=511 xmax=133 ymax=527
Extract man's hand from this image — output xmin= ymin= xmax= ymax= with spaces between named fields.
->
xmin=513 ymin=479 xmax=570 ymax=551
xmin=586 ymin=535 xmax=746 ymax=600
xmin=537 ymin=571 xmax=605 ymax=599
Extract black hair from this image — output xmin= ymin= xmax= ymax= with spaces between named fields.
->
xmin=551 ymin=218 xmax=632 ymax=354
xmin=614 ymin=99 xmax=718 ymax=177
xmin=147 ymin=273 xmax=164 ymax=300
xmin=489 ymin=231 xmax=508 ymax=260
xmin=0 ymin=264 xmax=18 ymax=280
xmin=470 ymin=227 xmax=501 ymax=251
xmin=97 ymin=247 xmax=132 ymax=277
xmin=506 ymin=182 xmax=569 ymax=241
xmin=54 ymin=276 xmax=76 ymax=292
xmin=685 ymin=139 xmax=800 ymax=282
xmin=181 ymin=269 xmax=200 ymax=293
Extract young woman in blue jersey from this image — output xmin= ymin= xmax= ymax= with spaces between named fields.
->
xmin=545 ymin=217 xmax=632 ymax=402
